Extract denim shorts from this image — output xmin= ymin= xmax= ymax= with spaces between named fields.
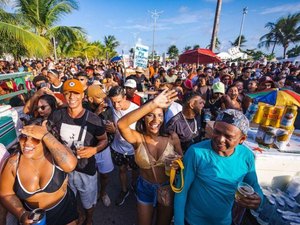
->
xmin=136 ymin=176 xmax=169 ymax=207
xmin=68 ymin=171 xmax=98 ymax=209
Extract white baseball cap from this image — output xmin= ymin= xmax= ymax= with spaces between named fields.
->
xmin=124 ymin=79 xmax=137 ymax=88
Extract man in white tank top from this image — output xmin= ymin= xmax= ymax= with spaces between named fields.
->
xmin=108 ymin=86 xmax=139 ymax=206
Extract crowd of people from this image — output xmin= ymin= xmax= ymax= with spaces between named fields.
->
xmin=0 ymin=57 xmax=299 ymax=225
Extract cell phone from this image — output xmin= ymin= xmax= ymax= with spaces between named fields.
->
xmin=40 ymin=82 xmax=47 ymax=88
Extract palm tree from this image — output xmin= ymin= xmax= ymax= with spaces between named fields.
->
xmin=167 ymin=45 xmax=179 ymax=59
xmin=259 ymin=13 xmax=300 ymax=58
xmin=104 ymin=35 xmax=120 ymax=59
xmin=64 ymin=39 xmax=104 ymax=60
xmin=0 ymin=0 xmax=83 ymax=58
xmin=258 ymin=22 xmax=279 ymax=54
xmin=184 ymin=46 xmax=191 ymax=52
xmin=287 ymin=45 xmax=300 ymax=58
xmin=230 ymin=35 xmax=247 ymax=48
xmin=193 ymin=44 xmax=200 ymax=50
xmin=206 ymin=38 xmax=221 ymax=51
xmin=0 ymin=8 xmax=50 ymax=57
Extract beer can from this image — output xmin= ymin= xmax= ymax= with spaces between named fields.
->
xmin=280 ymin=105 xmax=298 ymax=130
xmin=269 ymin=106 xmax=285 ymax=128
xmin=29 ymin=208 xmax=46 ymax=225
xmin=262 ymin=126 xmax=277 ymax=147
xmin=255 ymin=125 xmax=265 ymax=144
xmin=253 ymin=104 xmax=265 ymax=124
xmin=261 ymin=105 xmax=272 ymax=126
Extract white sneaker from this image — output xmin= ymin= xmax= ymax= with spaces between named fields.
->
xmin=101 ymin=194 xmax=111 ymax=207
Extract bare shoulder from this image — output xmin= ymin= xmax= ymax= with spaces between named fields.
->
xmin=169 ymin=132 xmax=179 ymax=141
xmin=1 ymin=152 xmax=19 ymax=176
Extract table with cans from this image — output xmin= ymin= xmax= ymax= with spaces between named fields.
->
xmin=244 ymin=127 xmax=300 ymax=225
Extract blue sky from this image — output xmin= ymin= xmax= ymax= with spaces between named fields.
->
xmin=58 ymin=0 xmax=300 ymax=57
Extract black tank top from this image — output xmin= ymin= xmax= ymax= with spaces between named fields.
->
xmin=13 ymin=153 xmax=67 ymax=200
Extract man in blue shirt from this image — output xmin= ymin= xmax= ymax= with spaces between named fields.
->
xmin=174 ymin=109 xmax=263 ymax=225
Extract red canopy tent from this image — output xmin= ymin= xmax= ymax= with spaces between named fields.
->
xmin=178 ymin=48 xmax=221 ymax=64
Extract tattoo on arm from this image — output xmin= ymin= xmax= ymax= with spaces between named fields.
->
xmin=8 ymin=195 xmax=23 ymax=209
xmin=43 ymin=134 xmax=73 ymax=164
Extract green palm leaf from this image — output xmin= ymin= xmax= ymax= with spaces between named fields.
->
xmin=0 ymin=21 xmax=51 ymax=57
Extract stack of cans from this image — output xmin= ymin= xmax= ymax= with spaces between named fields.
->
xmin=251 ymin=177 xmax=300 ymax=225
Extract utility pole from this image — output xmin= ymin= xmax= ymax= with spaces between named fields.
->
xmin=149 ymin=9 xmax=163 ymax=61
xmin=210 ymin=0 xmax=222 ymax=52
xmin=237 ymin=7 xmax=248 ymax=49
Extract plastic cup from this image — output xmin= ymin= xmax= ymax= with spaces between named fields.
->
xmin=74 ymin=140 xmax=84 ymax=159
xmin=164 ymin=154 xmax=178 ymax=176
xmin=235 ymin=182 xmax=254 ymax=200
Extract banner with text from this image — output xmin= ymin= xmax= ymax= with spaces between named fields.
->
xmin=134 ymin=44 xmax=149 ymax=69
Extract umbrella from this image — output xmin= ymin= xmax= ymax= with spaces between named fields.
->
xmin=110 ymin=56 xmax=123 ymax=62
xmin=178 ymin=48 xmax=221 ymax=64
xmin=248 ymin=89 xmax=300 ymax=107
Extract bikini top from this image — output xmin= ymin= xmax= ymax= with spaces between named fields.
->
xmin=135 ymin=136 xmax=176 ymax=169
xmin=13 ymin=153 xmax=67 ymax=200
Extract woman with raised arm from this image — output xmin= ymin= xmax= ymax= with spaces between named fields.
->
xmin=118 ymin=90 xmax=183 ymax=225
xmin=0 ymin=121 xmax=78 ymax=225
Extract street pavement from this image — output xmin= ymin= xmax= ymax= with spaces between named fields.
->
xmin=93 ymin=168 xmax=137 ymax=225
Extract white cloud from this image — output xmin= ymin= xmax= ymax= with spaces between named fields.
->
xmin=261 ymin=3 xmax=300 ymax=15
xmin=179 ymin=6 xmax=189 ymax=13
xmin=161 ymin=9 xmax=213 ymax=25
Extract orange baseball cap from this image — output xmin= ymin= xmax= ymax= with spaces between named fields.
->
xmin=63 ymin=79 xmax=84 ymax=94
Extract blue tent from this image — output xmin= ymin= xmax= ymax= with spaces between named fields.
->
xmin=110 ymin=56 xmax=122 ymax=62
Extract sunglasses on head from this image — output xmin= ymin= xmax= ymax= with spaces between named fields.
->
xmin=37 ymin=105 xmax=49 ymax=111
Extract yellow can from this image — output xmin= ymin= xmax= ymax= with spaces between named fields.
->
xmin=269 ymin=106 xmax=285 ymax=128
xmin=253 ymin=104 xmax=265 ymax=124
xmin=261 ymin=105 xmax=272 ymax=126
xmin=280 ymin=105 xmax=298 ymax=130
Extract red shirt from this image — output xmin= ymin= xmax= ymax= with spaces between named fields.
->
xmin=127 ymin=94 xmax=143 ymax=106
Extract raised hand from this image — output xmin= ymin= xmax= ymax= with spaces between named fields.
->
xmin=21 ymin=120 xmax=49 ymax=140
xmin=153 ymin=89 xmax=178 ymax=109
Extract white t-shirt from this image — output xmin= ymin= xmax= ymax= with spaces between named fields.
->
xmin=111 ymin=102 xmax=139 ymax=155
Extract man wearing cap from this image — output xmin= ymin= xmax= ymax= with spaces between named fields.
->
xmin=127 ymin=67 xmax=149 ymax=92
xmin=124 ymin=79 xmax=144 ymax=106
xmin=174 ymin=109 xmax=263 ymax=225
xmin=85 ymin=85 xmax=114 ymax=207
xmin=48 ymin=79 xmax=108 ymax=225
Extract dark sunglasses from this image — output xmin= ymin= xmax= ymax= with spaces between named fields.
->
xmin=37 ymin=105 xmax=49 ymax=111
xmin=19 ymin=134 xmax=40 ymax=143
xmin=78 ymin=78 xmax=86 ymax=81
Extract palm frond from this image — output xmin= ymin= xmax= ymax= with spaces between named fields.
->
xmin=0 ymin=21 xmax=51 ymax=57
